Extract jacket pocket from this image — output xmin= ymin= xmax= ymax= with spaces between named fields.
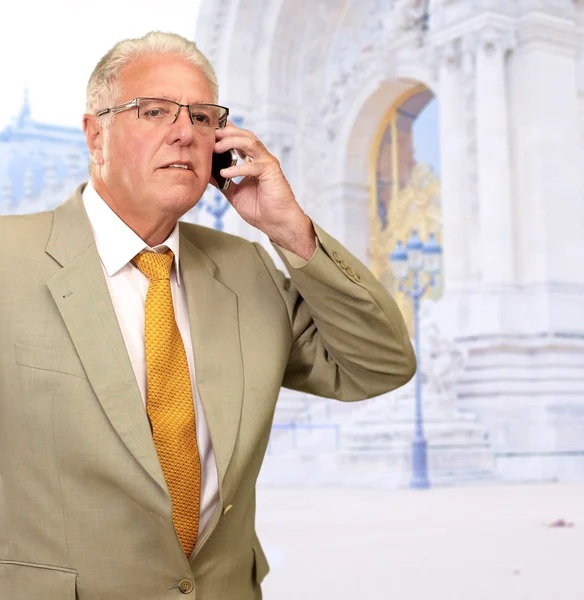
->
xmin=0 ymin=561 xmax=77 ymax=600
xmin=252 ymin=538 xmax=270 ymax=584
xmin=14 ymin=343 xmax=87 ymax=379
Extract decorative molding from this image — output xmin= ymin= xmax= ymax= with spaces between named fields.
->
xmin=439 ymin=37 xmax=463 ymax=66
xmin=460 ymin=34 xmax=480 ymax=283
xmin=394 ymin=0 xmax=431 ymax=34
xmin=297 ymin=0 xmax=350 ymax=205
xmin=516 ymin=10 xmax=582 ymax=52
xmin=516 ymin=0 xmax=574 ymax=17
xmin=199 ymin=0 xmax=232 ymax=68
xmin=429 ymin=36 xmax=462 ymax=82
xmin=319 ymin=0 xmax=421 ymax=145
xmin=431 ymin=11 xmax=514 ymax=47
xmin=299 ymin=0 xmax=443 ymax=206
xmin=474 ymin=24 xmax=517 ymax=55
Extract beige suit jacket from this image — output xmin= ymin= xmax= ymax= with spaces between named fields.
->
xmin=0 ymin=185 xmax=416 ymax=599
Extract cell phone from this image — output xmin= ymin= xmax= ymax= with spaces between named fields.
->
xmin=212 ymin=149 xmax=237 ymax=191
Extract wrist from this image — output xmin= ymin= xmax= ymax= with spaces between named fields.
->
xmin=269 ymin=215 xmax=316 ymax=261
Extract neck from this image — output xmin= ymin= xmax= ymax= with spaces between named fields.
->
xmin=91 ymin=177 xmax=177 ymax=247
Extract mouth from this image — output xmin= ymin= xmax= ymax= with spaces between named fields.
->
xmin=160 ymin=161 xmax=194 ymax=172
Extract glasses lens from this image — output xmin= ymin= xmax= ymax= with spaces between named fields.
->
xmin=189 ymin=104 xmax=228 ymax=129
xmin=137 ymin=99 xmax=177 ymax=124
xmin=136 ymin=99 xmax=228 ymax=128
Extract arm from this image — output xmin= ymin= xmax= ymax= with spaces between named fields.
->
xmin=253 ymin=223 xmax=416 ymax=401
xmin=213 ymin=122 xmax=415 ymax=400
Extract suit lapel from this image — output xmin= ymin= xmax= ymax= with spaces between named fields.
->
xmin=179 ymin=228 xmax=244 ymax=495
xmin=44 ymin=188 xmax=245 ymax=509
xmin=45 ymin=187 xmax=167 ymax=493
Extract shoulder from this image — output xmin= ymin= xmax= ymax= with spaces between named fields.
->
xmin=0 ymin=210 xmax=54 ymax=252
xmin=178 ymin=221 xmax=262 ymax=265
xmin=178 ymin=221 xmax=280 ymax=280
xmin=179 ymin=221 xmax=254 ymax=251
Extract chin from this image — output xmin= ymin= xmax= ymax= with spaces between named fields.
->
xmin=158 ymin=188 xmax=204 ymax=215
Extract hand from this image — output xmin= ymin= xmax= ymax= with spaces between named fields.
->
xmin=212 ymin=122 xmax=316 ymax=260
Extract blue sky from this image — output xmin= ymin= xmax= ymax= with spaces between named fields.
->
xmin=412 ymin=97 xmax=441 ymax=176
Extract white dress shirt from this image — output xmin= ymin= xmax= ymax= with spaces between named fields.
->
xmin=82 ymin=182 xmax=219 ymax=535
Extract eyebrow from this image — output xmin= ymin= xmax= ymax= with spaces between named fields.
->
xmin=154 ymin=95 xmax=212 ymax=104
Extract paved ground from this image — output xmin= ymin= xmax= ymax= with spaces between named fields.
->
xmin=255 ymin=483 xmax=584 ymax=600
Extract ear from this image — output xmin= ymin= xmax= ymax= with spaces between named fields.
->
xmin=83 ymin=113 xmax=104 ymax=167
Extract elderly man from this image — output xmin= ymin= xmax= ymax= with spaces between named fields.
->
xmin=0 ymin=31 xmax=415 ymax=599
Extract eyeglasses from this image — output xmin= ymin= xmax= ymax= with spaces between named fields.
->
xmin=96 ymin=97 xmax=229 ymax=129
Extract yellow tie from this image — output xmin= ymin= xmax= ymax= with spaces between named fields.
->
xmin=132 ymin=250 xmax=201 ymax=557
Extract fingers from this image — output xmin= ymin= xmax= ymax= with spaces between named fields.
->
xmin=213 ymin=121 xmax=283 ymax=202
xmin=219 ymin=160 xmax=268 ymax=181
xmin=215 ymin=120 xmax=252 ymax=137
xmin=215 ymin=135 xmax=271 ymax=162
xmin=235 ymin=149 xmax=253 ymax=163
xmin=215 ymin=121 xmax=277 ymax=165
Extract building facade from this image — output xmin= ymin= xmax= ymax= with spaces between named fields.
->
xmin=2 ymin=0 xmax=584 ymax=485
xmin=194 ymin=0 xmax=584 ymax=484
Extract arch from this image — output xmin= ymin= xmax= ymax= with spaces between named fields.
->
xmin=326 ymin=77 xmax=431 ymax=266
xmin=325 ymin=71 xmax=442 ymax=332
xmin=335 ymin=61 xmax=437 ymax=185
xmin=371 ymin=83 xmax=442 ymax=331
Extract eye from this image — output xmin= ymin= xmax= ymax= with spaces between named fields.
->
xmin=138 ymin=99 xmax=174 ymax=121
xmin=191 ymin=112 xmax=212 ymax=126
xmin=143 ymin=106 xmax=170 ymax=119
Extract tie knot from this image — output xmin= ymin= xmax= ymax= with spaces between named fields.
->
xmin=133 ymin=250 xmax=174 ymax=281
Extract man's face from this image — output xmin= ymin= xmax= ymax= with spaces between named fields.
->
xmin=88 ymin=53 xmax=216 ymax=222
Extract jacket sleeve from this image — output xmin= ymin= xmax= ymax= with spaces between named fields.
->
xmin=252 ymin=222 xmax=416 ymax=401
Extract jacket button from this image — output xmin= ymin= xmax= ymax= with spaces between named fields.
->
xmin=223 ymin=504 xmax=233 ymax=516
xmin=332 ymin=251 xmax=341 ymax=262
xmin=178 ymin=579 xmax=194 ymax=594
xmin=354 ymin=273 xmax=361 ymax=282
xmin=346 ymin=266 xmax=354 ymax=277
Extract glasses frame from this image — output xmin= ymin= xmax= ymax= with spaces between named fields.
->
xmin=96 ymin=97 xmax=230 ymax=129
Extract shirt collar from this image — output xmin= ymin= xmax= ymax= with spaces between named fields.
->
xmin=82 ymin=181 xmax=182 ymax=284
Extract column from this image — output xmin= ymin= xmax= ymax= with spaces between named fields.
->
xmin=508 ymin=12 xmax=584 ymax=333
xmin=438 ymin=39 xmax=470 ymax=293
xmin=474 ymin=26 xmax=516 ymax=287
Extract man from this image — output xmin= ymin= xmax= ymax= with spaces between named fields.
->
xmin=0 ymin=32 xmax=415 ymax=599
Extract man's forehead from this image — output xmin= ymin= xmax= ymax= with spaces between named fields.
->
xmin=118 ymin=56 xmax=213 ymax=102
xmin=119 ymin=54 xmax=205 ymax=80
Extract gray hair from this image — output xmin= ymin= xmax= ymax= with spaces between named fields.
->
xmin=86 ymin=31 xmax=219 ymax=126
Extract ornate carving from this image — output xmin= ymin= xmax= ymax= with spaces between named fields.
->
xmin=395 ymin=0 xmax=431 ymax=34
xmin=387 ymin=300 xmax=469 ymax=417
xmin=201 ymin=0 xmax=232 ymax=68
xmin=440 ymin=37 xmax=463 ymax=67
xmin=318 ymin=0 xmax=398 ymax=146
xmin=418 ymin=302 xmax=467 ymax=411
xmin=297 ymin=0 xmax=348 ymax=205
xmin=428 ymin=36 xmax=462 ymax=82
xmin=300 ymin=0 xmax=341 ymax=98
xmin=516 ymin=0 xmax=574 ymax=16
xmin=317 ymin=0 xmax=442 ymax=153
xmin=473 ymin=24 xmax=517 ymax=56
xmin=459 ymin=34 xmax=480 ymax=281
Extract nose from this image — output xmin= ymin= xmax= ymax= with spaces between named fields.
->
xmin=171 ymin=104 xmax=194 ymax=126
xmin=165 ymin=105 xmax=196 ymax=146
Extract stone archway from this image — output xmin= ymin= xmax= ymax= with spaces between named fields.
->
xmin=321 ymin=69 xmax=439 ymax=256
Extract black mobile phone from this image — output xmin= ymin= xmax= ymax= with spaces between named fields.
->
xmin=212 ymin=149 xmax=237 ymax=191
